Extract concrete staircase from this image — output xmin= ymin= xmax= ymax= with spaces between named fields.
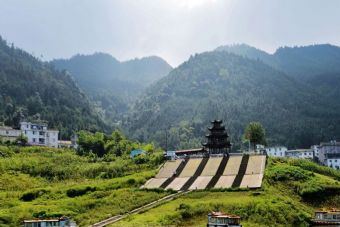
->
xmin=180 ymin=157 xmax=209 ymax=191
xmin=232 ymin=154 xmax=249 ymax=188
xmin=206 ymin=155 xmax=229 ymax=189
xmin=160 ymin=158 xmax=189 ymax=188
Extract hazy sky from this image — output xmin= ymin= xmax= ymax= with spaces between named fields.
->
xmin=1 ymin=0 xmax=339 ymax=66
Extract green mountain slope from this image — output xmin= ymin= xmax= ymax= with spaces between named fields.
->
xmin=216 ymin=44 xmax=340 ymax=81
xmin=52 ymin=53 xmax=172 ymax=124
xmin=2 ymin=146 xmax=340 ymax=227
xmin=109 ymin=157 xmax=340 ymax=227
xmin=0 ymin=37 xmax=107 ymax=138
xmin=126 ymin=51 xmax=340 ymax=149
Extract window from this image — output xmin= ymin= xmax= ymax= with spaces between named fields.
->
xmin=33 ymin=138 xmax=36 ymax=143
xmin=33 ymin=131 xmax=36 ymax=135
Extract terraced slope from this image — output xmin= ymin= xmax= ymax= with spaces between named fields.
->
xmin=143 ymin=155 xmax=266 ymax=191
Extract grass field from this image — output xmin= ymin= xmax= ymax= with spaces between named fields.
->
xmin=109 ymin=158 xmax=340 ymax=227
xmin=0 ymin=146 xmax=170 ymax=227
xmin=1 ymin=146 xmax=340 ymax=227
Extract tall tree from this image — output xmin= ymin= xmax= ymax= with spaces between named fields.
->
xmin=244 ymin=122 xmax=266 ymax=152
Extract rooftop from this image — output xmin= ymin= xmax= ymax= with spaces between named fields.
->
xmin=175 ymin=148 xmax=203 ymax=154
xmin=209 ymin=211 xmax=241 ymax=219
xmin=23 ymin=217 xmax=69 ymax=223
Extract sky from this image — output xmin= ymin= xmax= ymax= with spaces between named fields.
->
xmin=0 ymin=0 xmax=340 ymax=66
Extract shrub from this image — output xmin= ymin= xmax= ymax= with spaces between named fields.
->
xmin=20 ymin=189 xmax=49 ymax=201
xmin=66 ymin=186 xmax=96 ymax=198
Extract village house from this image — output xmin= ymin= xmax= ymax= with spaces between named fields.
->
xmin=23 ymin=217 xmax=76 ymax=227
xmin=0 ymin=125 xmax=21 ymax=142
xmin=20 ymin=121 xmax=59 ymax=148
xmin=0 ymin=121 xmax=59 ymax=148
xmin=207 ymin=211 xmax=242 ymax=227
xmin=265 ymin=146 xmax=287 ymax=157
xmin=318 ymin=141 xmax=340 ymax=170
xmin=311 ymin=209 xmax=340 ymax=225
xmin=286 ymin=149 xmax=314 ymax=159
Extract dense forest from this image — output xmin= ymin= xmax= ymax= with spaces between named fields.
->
xmin=2 ymin=35 xmax=340 ymax=150
xmin=0 ymin=36 xmax=108 ymax=138
xmin=52 ymin=53 xmax=172 ymax=125
xmin=216 ymin=44 xmax=340 ymax=81
xmin=125 ymin=50 xmax=340 ymax=150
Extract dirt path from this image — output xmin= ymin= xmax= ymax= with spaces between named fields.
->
xmin=88 ymin=191 xmax=188 ymax=227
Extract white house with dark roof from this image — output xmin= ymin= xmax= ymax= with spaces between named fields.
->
xmin=20 ymin=121 xmax=59 ymax=148
xmin=265 ymin=146 xmax=287 ymax=157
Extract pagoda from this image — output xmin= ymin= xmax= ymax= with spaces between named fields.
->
xmin=203 ymin=120 xmax=231 ymax=155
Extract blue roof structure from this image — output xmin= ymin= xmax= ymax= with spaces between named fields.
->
xmin=130 ymin=149 xmax=146 ymax=158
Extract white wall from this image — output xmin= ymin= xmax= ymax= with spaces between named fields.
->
xmin=265 ymin=146 xmax=287 ymax=157
xmin=326 ymin=159 xmax=340 ymax=170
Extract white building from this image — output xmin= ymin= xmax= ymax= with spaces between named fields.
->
xmin=20 ymin=121 xmax=59 ymax=148
xmin=318 ymin=141 xmax=340 ymax=170
xmin=286 ymin=149 xmax=314 ymax=159
xmin=311 ymin=145 xmax=320 ymax=159
xmin=0 ymin=126 xmax=21 ymax=142
xmin=265 ymin=146 xmax=287 ymax=157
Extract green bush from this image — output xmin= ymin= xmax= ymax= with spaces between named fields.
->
xmin=20 ymin=189 xmax=49 ymax=201
xmin=266 ymin=165 xmax=312 ymax=182
xmin=66 ymin=186 xmax=96 ymax=198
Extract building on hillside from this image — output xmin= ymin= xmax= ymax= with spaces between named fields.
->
xmin=165 ymin=150 xmax=176 ymax=160
xmin=311 ymin=145 xmax=320 ymax=159
xmin=318 ymin=141 xmax=340 ymax=170
xmin=175 ymin=148 xmax=206 ymax=158
xmin=286 ymin=149 xmax=314 ymax=159
xmin=265 ymin=146 xmax=287 ymax=157
xmin=23 ymin=217 xmax=77 ymax=227
xmin=207 ymin=211 xmax=242 ymax=227
xmin=202 ymin=120 xmax=231 ymax=155
xmin=20 ymin=121 xmax=59 ymax=148
xmin=311 ymin=209 xmax=340 ymax=225
xmin=0 ymin=126 xmax=21 ymax=142
xmin=58 ymin=140 xmax=73 ymax=148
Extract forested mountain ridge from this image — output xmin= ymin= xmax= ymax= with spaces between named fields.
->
xmin=126 ymin=51 xmax=340 ymax=150
xmin=216 ymin=44 xmax=340 ymax=81
xmin=52 ymin=53 xmax=172 ymax=124
xmin=0 ymin=36 xmax=108 ymax=138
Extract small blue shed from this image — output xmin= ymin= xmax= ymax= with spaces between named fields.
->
xmin=130 ymin=149 xmax=146 ymax=158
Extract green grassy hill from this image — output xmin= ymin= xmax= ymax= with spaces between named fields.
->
xmin=1 ymin=146 xmax=340 ymax=227
xmin=109 ymin=158 xmax=340 ymax=227
xmin=0 ymin=146 xmax=170 ymax=227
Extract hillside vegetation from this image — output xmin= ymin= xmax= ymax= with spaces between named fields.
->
xmin=216 ymin=44 xmax=340 ymax=81
xmin=0 ymin=133 xmax=169 ymax=227
xmin=126 ymin=51 xmax=340 ymax=150
xmin=0 ymin=37 xmax=107 ymax=138
xmin=52 ymin=53 xmax=172 ymax=124
xmin=109 ymin=157 xmax=340 ymax=227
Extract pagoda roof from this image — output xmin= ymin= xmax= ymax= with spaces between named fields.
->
xmin=208 ymin=125 xmax=225 ymax=130
xmin=211 ymin=119 xmax=222 ymax=124
xmin=206 ymin=133 xmax=228 ymax=138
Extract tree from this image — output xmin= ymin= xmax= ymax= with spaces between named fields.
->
xmin=244 ymin=122 xmax=266 ymax=152
xmin=15 ymin=133 xmax=28 ymax=146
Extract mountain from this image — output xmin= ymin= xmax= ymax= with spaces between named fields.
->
xmin=0 ymin=37 xmax=107 ymax=138
xmin=126 ymin=51 xmax=340 ymax=150
xmin=52 ymin=53 xmax=172 ymax=124
xmin=216 ymin=44 xmax=340 ymax=81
